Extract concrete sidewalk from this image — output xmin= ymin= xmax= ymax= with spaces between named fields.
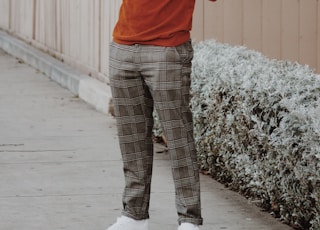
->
xmin=0 ymin=35 xmax=292 ymax=230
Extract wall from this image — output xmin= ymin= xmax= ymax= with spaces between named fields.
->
xmin=0 ymin=0 xmax=320 ymax=81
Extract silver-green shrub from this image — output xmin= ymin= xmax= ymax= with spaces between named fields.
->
xmin=190 ymin=40 xmax=320 ymax=229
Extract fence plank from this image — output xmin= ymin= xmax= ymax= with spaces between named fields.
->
xmin=56 ymin=0 xmax=62 ymax=52
xmin=10 ymin=0 xmax=17 ymax=34
xmin=59 ymin=0 xmax=69 ymax=55
xmin=100 ymin=0 xmax=110 ymax=79
xmin=100 ymin=0 xmax=121 ymax=80
xmin=35 ymin=0 xmax=57 ymax=50
xmin=281 ymin=0 xmax=300 ymax=63
xmin=262 ymin=0 xmax=281 ymax=59
xmin=192 ymin=0 xmax=204 ymax=42
xmin=10 ymin=0 xmax=32 ymax=39
xmin=204 ymin=0 xmax=224 ymax=41
xmin=0 ymin=0 xmax=10 ymax=29
xmin=318 ymin=1 xmax=320 ymax=72
xmin=299 ymin=0 xmax=317 ymax=70
xmin=223 ymin=0 xmax=243 ymax=45
xmin=243 ymin=0 xmax=262 ymax=52
xmin=69 ymin=0 xmax=81 ymax=62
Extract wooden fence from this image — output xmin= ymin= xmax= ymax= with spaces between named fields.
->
xmin=0 ymin=0 xmax=122 ymax=82
xmin=193 ymin=0 xmax=320 ymax=73
xmin=0 ymin=0 xmax=320 ymax=82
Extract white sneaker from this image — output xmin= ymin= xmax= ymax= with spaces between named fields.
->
xmin=178 ymin=222 xmax=200 ymax=230
xmin=106 ymin=215 xmax=149 ymax=230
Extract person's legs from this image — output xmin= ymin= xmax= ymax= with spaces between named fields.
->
xmin=109 ymin=42 xmax=154 ymax=221
xmin=140 ymin=41 xmax=203 ymax=226
xmin=109 ymin=40 xmax=202 ymax=227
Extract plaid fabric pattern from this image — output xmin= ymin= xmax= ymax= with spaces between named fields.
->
xmin=109 ymin=40 xmax=202 ymax=225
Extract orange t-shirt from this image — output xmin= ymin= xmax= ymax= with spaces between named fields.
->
xmin=113 ymin=0 xmax=196 ymax=47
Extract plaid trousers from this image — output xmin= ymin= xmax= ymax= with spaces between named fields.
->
xmin=109 ymin=40 xmax=202 ymax=225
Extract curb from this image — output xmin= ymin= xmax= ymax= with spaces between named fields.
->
xmin=0 ymin=30 xmax=112 ymax=114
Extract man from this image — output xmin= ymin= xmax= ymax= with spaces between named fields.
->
xmin=107 ymin=0 xmax=216 ymax=229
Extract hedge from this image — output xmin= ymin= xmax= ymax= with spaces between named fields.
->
xmin=189 ymin=40 xmax=320 ymax=229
